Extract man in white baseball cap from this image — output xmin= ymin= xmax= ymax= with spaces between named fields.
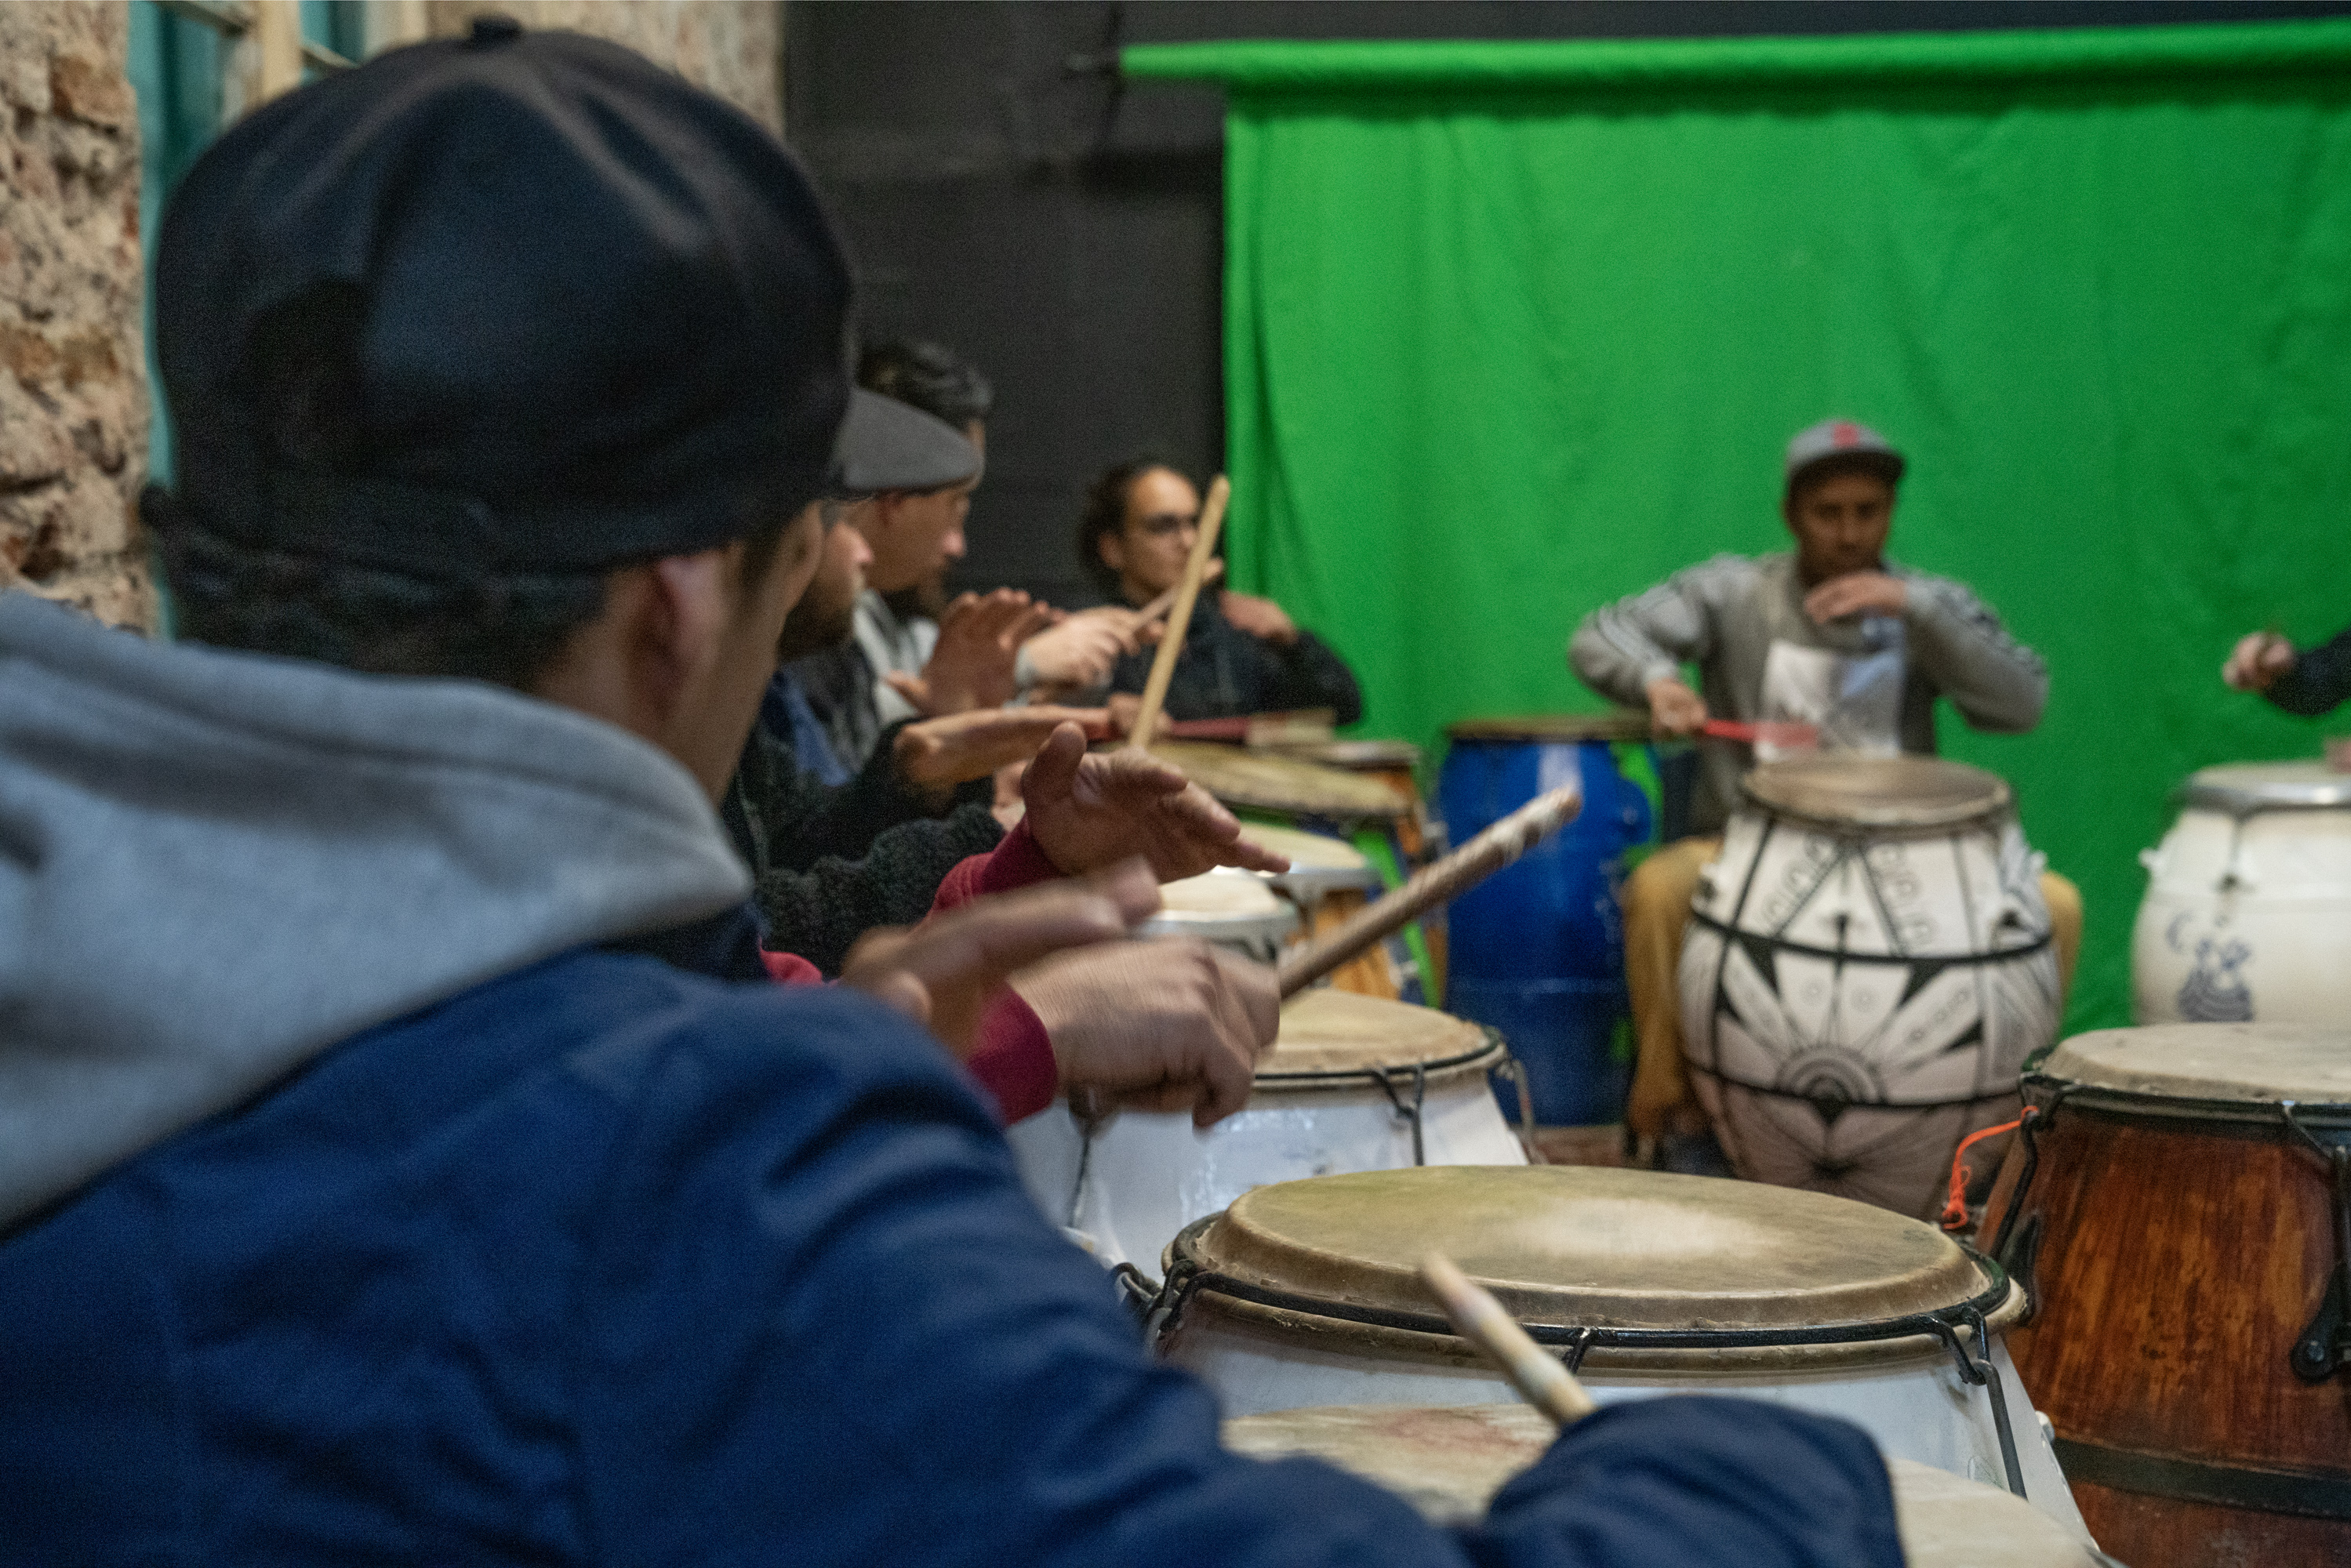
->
xmin=1569 ymin=418 xmax=2078 ymax=1158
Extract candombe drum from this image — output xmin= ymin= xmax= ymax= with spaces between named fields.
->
xmin=1137 ymin=867 xmax=1299 ymax=962
xmin=1678 ymin=755 xmax=2061 ymax=1220
xmin=1980 ymin=1023 xmax=2351 ymax=1565
xmin=1237 ymin=822 xmax=1397 ymax=999
xmin=1154 ymin=1164 xmax=2091 ymax=1541
xmin=1438 ymin=714 xmax=1654 ymax=1125
xmin=2131 ymin=763 xmax=2351 ymax=1025
xmin=1005 ymin=990 xmax=1525 ymax=1274
xmin=1223 ymin=1407 xmax=2110 ymax=1565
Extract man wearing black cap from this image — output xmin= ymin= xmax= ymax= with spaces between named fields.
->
xmin=0 ymin=29 xmax=1899 ymax=1568
xmin=1570 ymin=419 xmax=2071 ymax=1152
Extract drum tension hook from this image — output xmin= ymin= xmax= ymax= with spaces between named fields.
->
xmin=1927 ymin=1306 xmax=2029 ymax=1503
xmin=1372 ymin=1064 xmax=1430 ymax=1167
xmin=2280 ymin=1102 xmax=2351 ymax=1382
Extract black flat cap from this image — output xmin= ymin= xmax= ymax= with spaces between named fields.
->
xmin=832 ymin=388 xmax=982 ymax=496
xmin=149 ymin=20 xmax=853 ymax=578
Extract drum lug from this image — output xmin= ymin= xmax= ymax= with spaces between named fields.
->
xmin=2279 ymin=1105 xmax=2351 ymax=1383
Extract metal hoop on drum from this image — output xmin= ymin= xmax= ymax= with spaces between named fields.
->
xmin=1153 ymin=1221 xmax=2030 ymax=1498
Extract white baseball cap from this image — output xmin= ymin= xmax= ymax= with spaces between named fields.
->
xmin=1785 ymin=418 xmax=1905 ymax=485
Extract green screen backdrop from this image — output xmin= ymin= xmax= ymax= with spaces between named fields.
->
xmin=1128 ymin=20 xmax=2351 ymax=1034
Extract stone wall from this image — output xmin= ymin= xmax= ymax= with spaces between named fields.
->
xmin=0 ymin=1 xmax=149 ymax=629
xmin=426 ymin=2 xmax=782 ymax=136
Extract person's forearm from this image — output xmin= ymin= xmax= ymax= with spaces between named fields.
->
xmin=2269 ymin=624 xmax=2351 ymax=717
xmin=1570 ymin=593 xmax=1696 ymax=710
xmin=1902 ymin=581 xmax=2048 ymax=733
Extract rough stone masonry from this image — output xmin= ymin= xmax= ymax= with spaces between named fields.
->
xmin=0 ymin=1 xmax=149 ymax=630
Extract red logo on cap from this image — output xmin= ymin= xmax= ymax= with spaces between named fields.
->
xmin=1830 ymin=421 xmax=1863 ymax=447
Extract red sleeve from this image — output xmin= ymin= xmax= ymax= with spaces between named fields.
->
xmin=964 ymin=989 xmax=1059 ymax=1124
xmin=761 ymin=949 xmax=824 ymax=986
xmin=928 ymin=818 xmax=1062 ymax=916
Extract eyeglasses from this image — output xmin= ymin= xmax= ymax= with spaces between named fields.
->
xmin=1132 ymin=512 xmax=1198 ymax=539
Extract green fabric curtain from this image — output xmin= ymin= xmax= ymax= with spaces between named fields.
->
xmin=1128 ymin=20 xmax=2351 ymax=1034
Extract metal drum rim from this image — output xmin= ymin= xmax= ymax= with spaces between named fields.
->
xmin=1251 ymin=1033 xmax=1510 ymax=1090
xmin=1739 ymin=756 xmax=2014 ymax=835
xmin=2022 ymin=1070 xmax=2351 ymax=1130
xmin=2178 ymin=763 xmax=2351 ymax=816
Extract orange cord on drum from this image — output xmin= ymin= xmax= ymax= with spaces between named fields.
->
xmin=1939 ymin=1114 xmax=2026 ymax=1232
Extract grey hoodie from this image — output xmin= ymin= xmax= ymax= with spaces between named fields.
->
xmin=0 ymin=592 xmax=752 ymax=1230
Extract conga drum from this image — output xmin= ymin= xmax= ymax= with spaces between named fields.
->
xmin=1155 ymin=1163 xmax=2091 ymax=1541
xmin=2131 ymin=763 xmax=2351 ymax=1025
xmin=1981 ymin=1023 xmax=2351 ymax=1565
xmin=1224 ymin=1407 xmax=2110 ymax=1563
xmin=1235 ymin=822 xmax=1398 ymax=999
xmin=1137 ymin=867 xmax=1299 ymax=962
xmin=1265 ymin=738 xmax=1429 ymax=857
xmin=1005 ymin=990 xmax=1525 ymax=1273
xmin=1154 ymin=739 xmax=1430 ymax=998
xmin=1677 ymin=755 xmax=2062 ymax=1219
xmin=1437 ymin=713 xmax=1654 ymax=1126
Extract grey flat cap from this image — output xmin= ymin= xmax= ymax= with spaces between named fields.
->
xmin=830 ymin=387 xmax=981 ymax=495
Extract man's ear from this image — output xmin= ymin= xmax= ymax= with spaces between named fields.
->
xmin=642 ymin=550 xmax=733 ymax=699
xmin=1097 ymin=528 xmax=1127 ymax=575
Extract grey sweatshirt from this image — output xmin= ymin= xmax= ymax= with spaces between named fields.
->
xmin=1569 ymin=553 xmax=2047 ymax=835
xmin=0 ymin=592 xmax=751 ymax=1229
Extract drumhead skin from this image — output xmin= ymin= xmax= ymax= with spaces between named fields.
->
xmin=1742 ymin=755 xmax=2011 ymax=834
xmin=1262 ymin=989 xmax=1495 ymax=1078
xmin=1238 ymin=823 xmax=1383 ymax=903
xmin=1137 ymin=868 xmax=1300 ymax=949
xmin=1448 ymin=712 xmax=1652 ymax=744
xmin=2180 ymin=761 xmax=2351 ymax=815
xmin=1220 ymin=1407 xmax=2098 ymax=1563
xmin=1186 ymin=1165 xmax=1988 ymax=1332
xmin=1271 ymin=739 xmax=1423 ymax=772
xmin=1152 ymin=740 xmax=1409 ymax=820
xmin=2041 ymin=1022 xmax=2351 ymax=1106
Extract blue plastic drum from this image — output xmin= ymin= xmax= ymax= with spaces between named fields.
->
xmin=1438 ymin=715 xmax=1655 ymax=1127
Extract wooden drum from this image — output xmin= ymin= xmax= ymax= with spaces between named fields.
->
xmin=1155 ymin=1164 xmax=2091 ymax=1541
xmin=1678 ymin=756 xmax=2062 ymax=1219
xmin=2131 ymin=763 xmax=2351 ymax=1025
xmin=1005 ymin=991 xmax=1524 ymax=1274
xmin=1981 ymin=1022 xmax=2351 ymax=1565
xmin=1224 ymin=1406 xmax=2109 ymax=1564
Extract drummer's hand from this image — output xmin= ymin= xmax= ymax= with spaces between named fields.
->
xmin=883 ymin=590 xmax=1059 ymax=717
xmin=1011 ymin=938 xmax=1279 ymax=1127
xmin=1221 ymin=590 xmax=1299 ymax=646
xmin=841 ymin=861 xmax=1157 ymax=1057
xmin=892 ymin=706 xmax=1114 ymax=804
xmin=1804 ymin=571 xmax=1908 ymax=623
xmin=2223 ymin=630 xmax=2297 ymax=692
xmin=1022 ymin=723 xmax=1291 ymax=880
xmin=1021 ymin=607 xmax=1145 ymax=688
xmin=1644 ymin=676 xmax=1709 ymax=739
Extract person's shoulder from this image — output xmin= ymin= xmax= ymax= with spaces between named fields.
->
xmin=1665 ymin=552 xmax=1768 ymax=595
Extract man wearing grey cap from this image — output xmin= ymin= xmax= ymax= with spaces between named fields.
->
xmin=0 ymin=25 xmax=1899 ymax=1568
xmin=1571 ymin=419 xmax=2077 ymax=1149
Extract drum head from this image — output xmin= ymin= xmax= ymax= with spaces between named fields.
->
xmin=1447 ymin=712 xmax=1652 ymax=744
xmin=1270 ymin=739 xmax=1423 ymax=772
xmin=1185 ymin=1166 xmax=1988 ymax=1331
xmin=2182 ymin=761 xmax=2351 ymax=815
xmin=1154 ymin=740 xmax=1409 ymax=821
xmin=1742 ymin=755 xmax=2011 ymax=833
xmin=1220 ymin=1409 xmax=2094 ymax=1562
xmin=1266 ymin=990 xmax=1492 ymax=1078
xmin=1239 ymin=824 xmax=1382 ymax=901
xmin=1140 ymin=869 xmax=1301 ymax=947
xmin=2044 ymin=1022 xmax=2351 ymax=1106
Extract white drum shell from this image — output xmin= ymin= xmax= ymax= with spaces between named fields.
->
xmin=1166 ymin=1305 xmax=2088 ymax=1543
xmin=1007 ymin=1072 xmax=1524 ymax=1276
xmin=2132 ymin=802 xmax=2351 ymax=1025
xmin=1678 ymin=806 xmax=2061 ymax=1218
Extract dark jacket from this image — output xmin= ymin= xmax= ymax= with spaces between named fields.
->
xmin=2267 ymin=622 xmax=2351 ymax=717
xmin=723 ymin=710 xmax=1001 ymax=975
xmin=0 ymin=949 xmax=1902 ymax=1568
xmin=1110 ymin=593 xmax=1364 ymax=726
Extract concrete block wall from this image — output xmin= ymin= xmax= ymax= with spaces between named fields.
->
xmin=0 ymin=0 xmax=151 ymax=630
xmin=427 ymin=2 xmax=783 ymax=135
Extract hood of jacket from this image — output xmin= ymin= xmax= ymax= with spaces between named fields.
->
xmin=0 ymin=592 xmax=751 ymax=1228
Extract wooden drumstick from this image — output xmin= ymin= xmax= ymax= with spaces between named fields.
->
xmin=1421 ymin=1252 xmax=1597 ymax=1428
xmin=1128 ymin=474 xmax=1231 ymax=751
xmin=1274 ymin=784 xmax=1580 ymax=997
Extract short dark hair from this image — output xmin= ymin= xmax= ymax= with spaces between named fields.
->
xmin=1077 ymin=456 xmax=1181 ymax=597
xmin=1786 ymin=452 xmax=1902 ymax=510
xmin=858 ymin=339 xmax=993 ymax=430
